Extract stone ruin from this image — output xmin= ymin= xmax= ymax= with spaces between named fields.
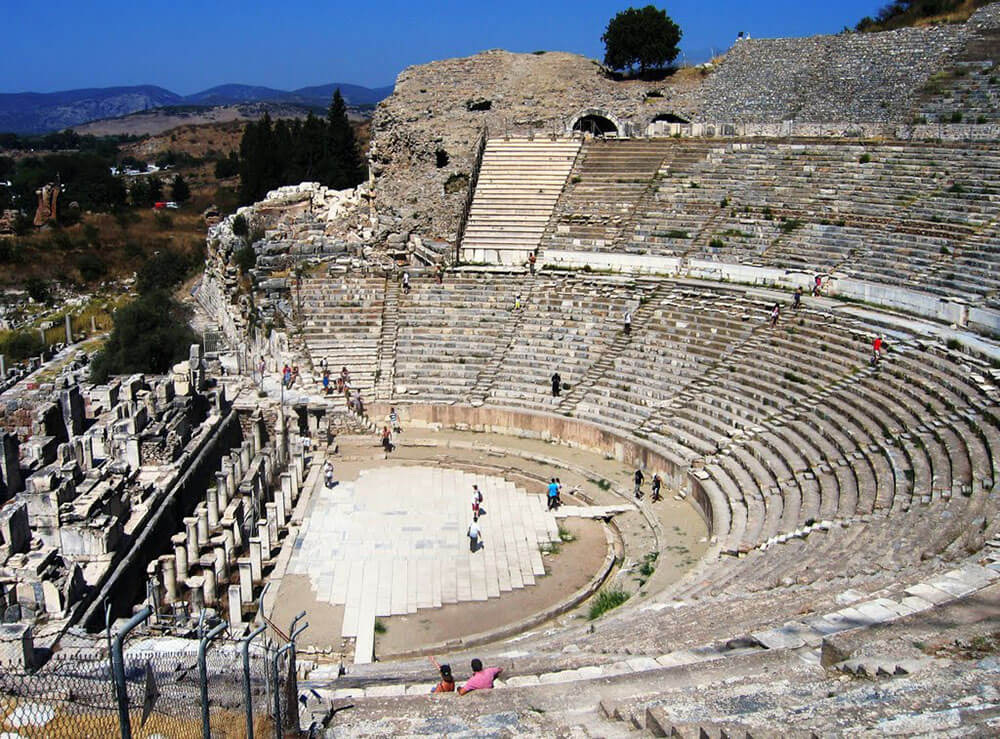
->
xmin=32 ymin=182 xmax=59 ymax=227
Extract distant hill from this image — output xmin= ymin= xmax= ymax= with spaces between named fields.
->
xmin=0 ymin=81 xmax=394 ymax=134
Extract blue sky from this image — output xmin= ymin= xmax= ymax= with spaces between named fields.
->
xmin=3 ymin=1 xmax=886 ymax=94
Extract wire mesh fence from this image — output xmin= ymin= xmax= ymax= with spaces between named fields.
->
xmin=0 ymin=628 xmax=294 ymax=738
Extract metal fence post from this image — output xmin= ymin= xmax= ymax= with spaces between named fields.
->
xmin=242 ymin=623 xmax=267 ymax=739
xmin=199 ymin=621 xmax=228 ymax=739
xmin=273 ymin=644 xmax=293 ymax=739
xmin=111 ymin=606 xmax=152 ymax=739
xmin=286 ymin=621 xmax=308 ymax=735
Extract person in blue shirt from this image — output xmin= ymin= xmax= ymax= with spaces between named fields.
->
xmin=547 ymin=478 xmax=560 ymax=510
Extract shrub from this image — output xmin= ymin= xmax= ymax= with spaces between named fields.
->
xmin=709 ymin=237 xmax=725 ymax=248
xmin=373 ymin=619 xmax=387 ymax=634
xmin=588 ymin=588 xmax=630 ymax=620
xmin=154 ymin=212 xmax=173 ymax=230
xmin=24 ymin=277 xmax=50 ymax=303
xmin=76 ymin=252 xmax=107 ymax=282
xmin=665 ymin=229 xmax=689 ymax=239
xmin=234 ymin=245 xmax=257 ymax=274
xmin=136 ymin=249 xmax=194 ymax=294
xmin=950 ymin=111 xmax=963 ymax=123
xmin=859 ymin=153 xmax=871 ymax=164
xmin=779 ymin=219 xmax=803 ymax=234
xmin=444 ymin=173 xmax=469 ymax=195
xmin=719 ymin=196 xmax=729 ymax=208
xmin=231 ymin=214 xmax=248 ymax=238
xmin=90 ymin=291 xmax=198 ymax=383
xmin=0 ymin=330 xmax=45 ymax=361
xmin=947 ymin=182 xmax=965 ymax=194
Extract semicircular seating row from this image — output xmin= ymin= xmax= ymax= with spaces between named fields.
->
xmin=296 ymin=273 xmax=1000 ymax=653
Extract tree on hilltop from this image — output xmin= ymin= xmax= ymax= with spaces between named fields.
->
xmin=602 ymin=5 xmax=682 ymax=76
xmin=324 ymin=89 xmax=365 ymax=190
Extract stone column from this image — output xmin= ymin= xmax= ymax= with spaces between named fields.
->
xmin=273 ymin=487 xmax=286 ymax=528
xmin=289 ymin=462 xmax=301 ymax=502
xmin=189 ymin=575 xmax=205 ymax=612
xmin=230 ymin=451 xmax=243 ymax=485
xmin=229 ymin=585 xmax=244 ymax=628
xmin=172 ymin=534 xmax=189 ymax=580
xmin=265 ymin=502 xmax=279 ymax=545
xmin=64 ymin=314 xmax=72 ymax=345
xmin=212 ymin=539 xmax=229 ymax=581
xmin=183 ymin=517 xmax=199 ymax=563
xmin=206 ymin=487 xmax=219 ymax=529
xmin=160 ymin=555 xmax=178 ymax=603
xmin=257 ymin=521 xmax=271 ymax=561
xmin=202 ymin=566 xmax=217 ymax=607
xmin=225 ymin=464 xmax=237 ymax=504
xmin=249 ymin=537 xmax=262 ymax=582
xmin=251 ymin=413 xmax=264 ymax=456
xmin=215 ymin=471 xmax=229 ymax=511
xmin=195 ymin=506 xmax=210 ymax=547
xmin=0 ymin=354 xmax=5 ymax=378
xmin=0 ymin=433 xmax=23 ymax=499
xmin=293 ymin=450 xmax=305 ymax=486
xmin=240 ymin=441 xmax=252 ymax=473
xmin=280 ymin=473 xmax=294 ymax=517
xmin=125 ymin=437 xmax=141 ymax=469
xmin=237 ymin=560 xmax=253 ymax=604
xmin=220 ymin=518 xmax=236 ymax=560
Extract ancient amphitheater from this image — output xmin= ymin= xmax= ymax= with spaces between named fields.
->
xmin=3 ymin=5 xmax=1000 ymax=738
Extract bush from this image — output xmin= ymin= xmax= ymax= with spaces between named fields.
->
xmin=950 ymin=111 xmax=963 ymax=123
xmin=76 ymin=252 xmax=108 ymax=282
xmin=214 ymin=153 xmax=240 ymax=179
xmin=231 ymin=214 xmax=248 ymax=238
xmin=154 ymin=212 xmax=173 ymax=230
xmin=234 ymin=245 xmax=257 ymax=274
xmin=90 ymin=291 xmax=198 ymax=383
xmin=0 ymin=330 xmax=45 ymax=362
xmin=136 ymin=249 xmax=194 ymax=294
xmin=709 ymin=237 xmax=725 ymax=248
xmin=588 ymin=588 xmax=630 ymax=620
xmin=859 ymin=153 xmax=871 ymax=164
xmin=24 ymin=277 xmax=50 ymax=303
xmin=779 ymin=219 xmax=803 ymax=234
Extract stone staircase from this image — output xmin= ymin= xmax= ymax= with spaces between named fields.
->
xmin=460 ymin=137 xmax=582 ymax=265
xmin=467 ymin=281 xmax=538 ymax=406
xmin=374 ymin=277 xmax=400 ymax=401
xmin=558 ymin=280 xmax=671 ymax=413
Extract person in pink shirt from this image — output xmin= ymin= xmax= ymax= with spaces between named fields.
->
xmin=458 ymin=658 xmax=502 ymax=695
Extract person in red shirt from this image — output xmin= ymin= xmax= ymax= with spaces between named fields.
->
xmin=873 ymin=335 xmax=884 ymax=360
xmin=428 ymin=656 xmax=455 ymax=693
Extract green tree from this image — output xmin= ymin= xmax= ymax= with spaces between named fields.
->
xmin=324 ymin=90 xmax=365 ymax=190
xmin=602 ymin=6 xmax=682 ymax=75
xmin=170 ymin=174 xmax=190 ymax=203
xmin=90 ymin=290 xmax=198 ymax=383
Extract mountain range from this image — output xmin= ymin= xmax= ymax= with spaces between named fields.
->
xmin=0 ymin=82 xmax=394 ymax=134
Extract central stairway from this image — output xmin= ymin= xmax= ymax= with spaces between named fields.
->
xmin=459 ymin=137 xmax=582 ymax=265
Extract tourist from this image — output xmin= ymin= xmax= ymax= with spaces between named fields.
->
xmin=458 ymin=658 xmax=502 ymax=695
xmin=634 ymin=468 xmax=644 ymax=499
xmin=324 ymin=461 xmax=335 ymax=489
xmin=514 ymin=293 xmax=522 ymax=311
xmin=770 ymin=303 xmax=780 ymax=328
xmin=381 ymin=426 xmax=393 ymax=453
xmin=472 ymin=484 xmax=483 ymax=519
xmin=389 ymin=407 xmax=402 ymax=433
xmin=551 ymin=371 xmax=561 ymax=397
xmin=435 ymin=264 xmax=443 ymax=284
xmin=528 ymin=251 xmax=536 ymax=275
xmin=319 ymin=357 xmax=327 ymax=373
xmin=340 ymin=366 xmax=351 ymax=385
xmin=282 ymin=364 xmax=292 ymax=388
xmin=290 ymin=366 xmax=300 ymax=388
xmin=428 ymin=656 xmax=455 ymax=693
xmin=793 ymin=286 xmax=802 ymax=310
xmin=651 ymin=473 xmax=662 ymax=502
xmin=467 ymin=519 xmax=482 ymax=552
xmin=812 ymin=274 xmax=823 ymax=297
xmin=547 ymin=478 xmax=560 ymax=510
xmin=624 ymin=309 xmax=632 ymax=335
xmin=873 ymin=334 xmax=884 ymax=360
xmin=402 ymin=272 xmax=411 ymax=294
xmin=322 ymin=370 xmax=331 ymax=395
xmin=352 ymin=388 xmax=364 ymax=415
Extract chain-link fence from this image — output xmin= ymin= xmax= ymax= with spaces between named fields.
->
xmin=0 ymin=616 xmax=298 ymax=738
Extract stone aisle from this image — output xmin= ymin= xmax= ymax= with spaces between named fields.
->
xmin=286 ymin=466 xmax=559 ymax=663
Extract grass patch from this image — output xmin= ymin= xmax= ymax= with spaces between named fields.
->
xmin=588 ymin=588 xmax=630 ymax=620
xmin=558 ymin=525 xmax=576 ymax=543
xmin=374 ymin=619 xmax=387 ymax=634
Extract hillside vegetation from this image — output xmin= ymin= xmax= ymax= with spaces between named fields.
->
xmin=856 ymin=0 xmax=993 ymax=31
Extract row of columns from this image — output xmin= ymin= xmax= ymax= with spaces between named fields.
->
xmin=150 ymin=410 xmax=307 ymax=628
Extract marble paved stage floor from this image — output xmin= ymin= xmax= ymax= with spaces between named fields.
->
xmin=287 ymin=465 xmax=558 ymax=663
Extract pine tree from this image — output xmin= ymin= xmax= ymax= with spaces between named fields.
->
xmin=170 ymin=174 xmax=190 ymax=203
xmin=324 ymin=90 xmax=365 ymax=190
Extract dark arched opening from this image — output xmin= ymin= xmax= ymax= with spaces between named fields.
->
xmin=651 ymin=113 xmax=690 ymax=124
xmin=572 ymin=115 xmax=620 ymax=136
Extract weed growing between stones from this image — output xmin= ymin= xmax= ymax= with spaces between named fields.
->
xmin=588 ymin=588 xmax=630 ymax=620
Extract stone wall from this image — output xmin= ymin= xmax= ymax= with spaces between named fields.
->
xmin=367 ymin=4 xmax=1000 ymax=247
